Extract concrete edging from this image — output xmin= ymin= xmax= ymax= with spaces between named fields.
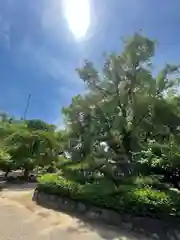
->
xmin=33 ymin=189 xmax=180 ymax=240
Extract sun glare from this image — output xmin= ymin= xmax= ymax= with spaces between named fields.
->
xmin=63 ymin=0 xmax=91 ymax=39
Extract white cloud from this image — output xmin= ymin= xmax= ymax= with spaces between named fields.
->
xmin=16 ymin=36 xmax=85 ymax=122
xmin=53 ymin=116 xmax=65 ymax=129
xmin=0 ymin=15 xmax=10 ymax=50
xmin=41 ymin=0 xmax=64 ymax=39
xmin=0 ymin=0 xmax=87 ymax=123
xmin=17 ymin=36 xmax=81 ymax=85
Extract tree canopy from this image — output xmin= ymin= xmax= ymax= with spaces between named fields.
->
xmin=0 ymin=113 xmax=64 ymax=178
xmin=61 ymin=33 xmax=180 ymax=186
xmin=1 ymin=33 xmax=180 ymax=189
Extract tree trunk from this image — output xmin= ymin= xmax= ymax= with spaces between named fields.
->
xmin=23 ymin=169 xmax=29 ymax=180
xmin=5 ymin=170 xmax=10 ymax=180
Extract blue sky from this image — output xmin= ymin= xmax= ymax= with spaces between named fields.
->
xmin=0 ymin=0 xmax=180 ymax=126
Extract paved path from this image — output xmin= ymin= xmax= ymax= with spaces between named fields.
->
xmin=0 ymin=186 xmax=149 ymax=240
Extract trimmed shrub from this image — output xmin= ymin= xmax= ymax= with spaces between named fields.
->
xmin=121 ymin=175 xmax=167 ymax=190
xmin=37 ymin=174 xmax=180 ymax=218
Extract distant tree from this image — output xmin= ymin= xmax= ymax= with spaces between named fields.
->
xmin=26 ymin=119 xmax=56 ymax=132
xmin=0 ymin=149 xmax=15 ymax=179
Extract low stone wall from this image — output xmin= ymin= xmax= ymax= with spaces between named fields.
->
xmin=33 ymin=189 xmax=180 ymax=240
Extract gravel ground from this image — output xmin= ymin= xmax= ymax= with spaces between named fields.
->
xmin=0 ymin=186 xmax=150 ymax=240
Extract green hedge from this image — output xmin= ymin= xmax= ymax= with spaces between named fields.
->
xmin=37 ymin=174 xmax=180 ymax=218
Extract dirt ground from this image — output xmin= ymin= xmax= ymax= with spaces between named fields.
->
xmin=0 ymin=183 xmax=151 ymax=240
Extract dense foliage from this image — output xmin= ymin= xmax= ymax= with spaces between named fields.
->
xmin=60 ymin=33 xmax=180 ymax=190
xmin=38 ymin=173 xmax=180 ymax=218
xmin=0 ymin=115 xmax=63 ymax=179
xmin=2 ymin=33 xmax=180 ymax=218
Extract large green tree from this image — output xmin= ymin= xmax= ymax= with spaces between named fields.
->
xmin=62 ymin=33 xmax=180 ymax=182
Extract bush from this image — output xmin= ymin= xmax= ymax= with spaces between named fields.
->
xmin=37 ymin=174 xmax=82 ymax=198
xmin=37 ymin=174 xmax=180 ymax=218
xmin=121 ymin=175 xmax=166 ymax=190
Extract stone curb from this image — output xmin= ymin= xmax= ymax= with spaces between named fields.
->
xmin=33 ymin=189 xmax=180 ymax=240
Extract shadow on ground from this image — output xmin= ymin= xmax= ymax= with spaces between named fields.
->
xmin=0 ymin=187 xmax=149 ymax=239
xmin=0 ymin=182 xmax=37 ymax=191
xmin=0 ymin=171 xmax=150 ymax=239
xmin=35 ymin=201 xmax=150 ymax=240
xmin=64 ymin=219 xmax=146 ymax=240
xmin=0 ymin=170 xmax=37 ymax=191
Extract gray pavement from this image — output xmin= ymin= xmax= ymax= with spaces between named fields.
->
xmin=0 ymin=188 xmax=148 ymax=240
